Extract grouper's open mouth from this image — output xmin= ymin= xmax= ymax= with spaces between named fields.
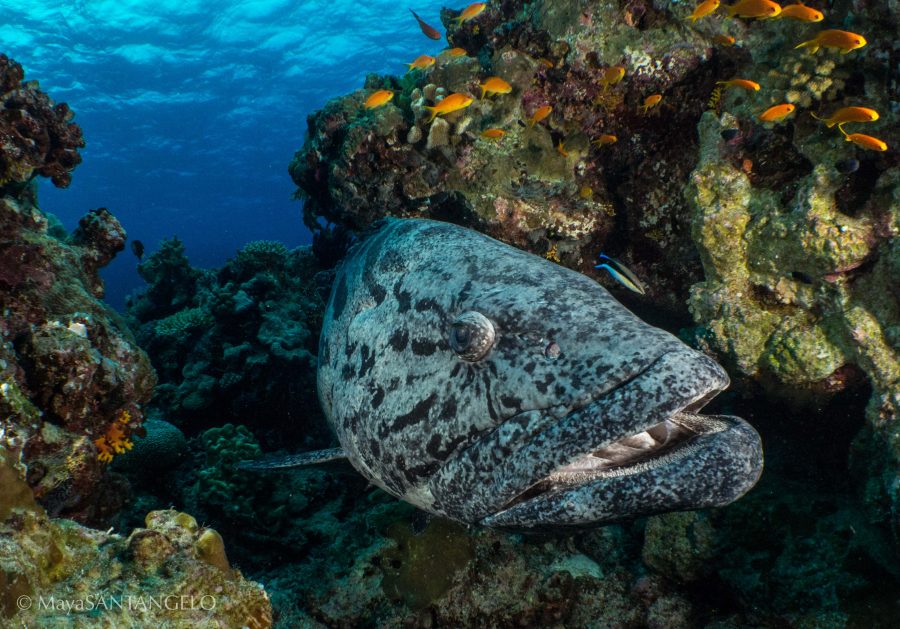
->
xmin=500 ymin=410 xmax=727 ymax=511
xmin=428 ymin=348 xmax=764 ymax=530
xmin=478 ymin=349 xmax=764 ymax=529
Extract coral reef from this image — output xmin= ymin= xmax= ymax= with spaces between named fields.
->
xmin=126 ymin=238 xmax=327 ymax=447
xmin=1 ymin=453 xmax=272 ymax=627
xmin=0 ymin=54 xmax=84 ymax=189
xmin=0 ymin=156 xmax=154 ymax=525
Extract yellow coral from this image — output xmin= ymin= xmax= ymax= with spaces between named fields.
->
xmin=94 ymin=409 xmax=135 ymax=463
xmin=545 ymin=244 xmax=561 ymax=263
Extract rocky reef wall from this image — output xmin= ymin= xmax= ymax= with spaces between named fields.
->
xmin=0 ymin=55 xmax=156 ymax=525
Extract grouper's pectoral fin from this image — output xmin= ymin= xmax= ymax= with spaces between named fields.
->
xmin=237 ymin=448 xmax=351 ymax=472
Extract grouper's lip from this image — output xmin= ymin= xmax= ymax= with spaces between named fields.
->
xmin=477 ymin=352 xmax=765 ymax=529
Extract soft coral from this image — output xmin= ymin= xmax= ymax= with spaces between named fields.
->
xmin=94 ymin=409 xmax=134 ymax=463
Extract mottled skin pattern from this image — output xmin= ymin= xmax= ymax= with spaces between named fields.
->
xmin=317 ymin=218 xmax=763 ymax=530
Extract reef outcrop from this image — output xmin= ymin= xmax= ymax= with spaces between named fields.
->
xmin=0 ymin=54 xmax=84 ymax=189
xmin=0 ymin=58 xmax=155 ymax=524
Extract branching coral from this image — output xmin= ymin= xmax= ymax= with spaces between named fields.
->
xmin=93 ymin=409 xmax=135 ymax=463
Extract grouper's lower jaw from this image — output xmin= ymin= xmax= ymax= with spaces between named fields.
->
xmin=480 ymin=413 xmax=763 ymax=530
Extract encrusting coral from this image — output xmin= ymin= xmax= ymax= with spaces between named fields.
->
xmin=1 ymin=452 xmax=272 ymax=628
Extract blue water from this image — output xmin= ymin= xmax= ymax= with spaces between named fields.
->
xmin=1 ymin=0 xmax=449 ymax=309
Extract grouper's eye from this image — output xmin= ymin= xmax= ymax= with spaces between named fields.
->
xmin=449 ymin=311 xmax=495 ymax=361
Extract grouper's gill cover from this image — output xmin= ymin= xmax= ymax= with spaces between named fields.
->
xmin=313 ymin=218 xmax=763 ymax=529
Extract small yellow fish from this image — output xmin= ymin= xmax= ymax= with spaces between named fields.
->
xmin=364 ymin=90 xmax=394 ymax=109
xmin=713 ymin=34 xmax=736 ymax=46
xmin=758 ymin=103 xmax=795 ymax=122
xmin=599 ymin=65 xmax=626 ymax=89
xmin=538 ymin=58 xmax=555 ymax=69
xmin=444 ymin=47 xmax=468 ymax=57
xmin=843 ymin=132 xmax=888 ymax=152
xmin=479 ymin=76 xmax=513 ymax=98
xmin=528 ymin=105 xmax=553 ymax=127
xmin=688 ymin=0 xmax=720 ymax=22
xmin=424 ymin=93 xmax=474 ymax=122
xmin=795 ymin=29 xmax=866 ymax=54
xmin=480 ymin=128 xmax=506 ymax=140
xmin=556 ymin=141 xmax=569 ymax=157
xmin=725 ymin=0 xmax=782 ymax=18
xmin=717 ymin=78 xmax=760 ymax=91
xmin=777 ymin=2 xmax=823 ymax=22
xmin=407 ymin=54 xmax=436 ymax=72
xmin=454 ymin=2 xmax=486 ymax=23
xmin=592 ymin=134 xmax=618 ymax=147
xmin=579 ymin=185 xmax=593 ymax=200
xmin=811 ymin=106 xmax=879 ymax=128
xmin=641 ymin=94 xmax=662 ymax=113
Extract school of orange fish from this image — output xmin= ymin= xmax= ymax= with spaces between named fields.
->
xmin=364 ymin=1 xmax=887 ymax=158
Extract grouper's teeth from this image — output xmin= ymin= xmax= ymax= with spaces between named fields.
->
xmin=619 ymin=432 xmax=656 ymax=450
xmin=647 ymin=420 xmax=673 ymax=444
xmin=596 ymin=442 xmax=641 ymax=459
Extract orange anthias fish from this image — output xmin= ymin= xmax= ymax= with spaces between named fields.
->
xmin=725 ymin=0 xmax=782 ymax=19
xmin=556 ymin=141 xmax=569 ymax=157
xmin=479 ymin=76 xmax=513 ymax=98
xmin=759 ymin=103 xmax=795 ymax=122
xmin=454 ymin=2 xmax=486 ymax=23
xmin=717 ymin=78 xmax=760 ymax=91
xmin=364 ymin=90 xmax=394 ymax=109
xmin=599 ymin=66 xmax=626 ymax=89
xmin=425 ymin=92 xmax=474 ymax=121
xmin=843 ymin=132 xmax=888 ymax=152
xmin=480 ymin=128 xmax=506 ymax=140
xmin=407 ymin=54 xmax=436 ymax=72
xmin=641 ymin=94 xmax=663 ymax=113
xmin=713 ymin=34 xmax=736 ymax=46
xmin=688 ymin=0 xmax=720 ymax=22
xmin=795 ymin=29 xmax=866 ymax=54
xmin=777 ymin=2 xmax=824 ymax=22
xmin=811 ymin=106 xmax=879 ymax=128
xmin=592 ymin=134 xmax=618 ymax=147
xmin=444 ymin=47 xmax=468 ymax=57
xmin=409 ymin=9 xmax=442 ymax=40
xmin=528 ymin=105 xmax=553 ymax=127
